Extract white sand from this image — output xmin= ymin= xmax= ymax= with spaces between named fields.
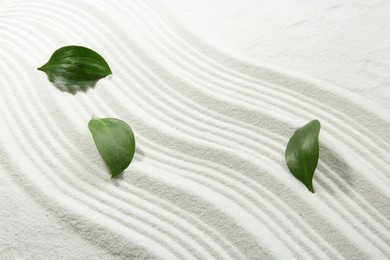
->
xmin=0 ymin=0 xmax=389 ymax=259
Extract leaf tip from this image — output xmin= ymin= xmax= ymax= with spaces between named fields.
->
xmin=311 ymin=119 xmax=321 ymax=128
xmin=88 ymin=118 xmax=95 ymax=128
xmin=107 ymin=66 xmax=113 ymax=76
xmin=307 ymin=183 xmax=315 ymax=193
xmin=110 ymin=171 xmax=122 ymax=179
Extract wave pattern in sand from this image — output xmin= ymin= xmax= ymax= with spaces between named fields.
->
xmin=0 ymin=0 xmax=389 ymax=259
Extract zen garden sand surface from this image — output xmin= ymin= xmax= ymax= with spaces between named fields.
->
xmin=0 ymin=0 xmax=389 ymax=259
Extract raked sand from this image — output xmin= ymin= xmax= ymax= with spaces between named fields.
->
xmin=0 ymin=0 xmax=389 ymax=259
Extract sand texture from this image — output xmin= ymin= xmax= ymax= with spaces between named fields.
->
xmin=0 ymin=0 xmax=389 ymax=259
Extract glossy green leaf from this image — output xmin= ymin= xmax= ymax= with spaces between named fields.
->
xmin=285 ymin=120 xmax=321 ymax=193
xmin=38 ymin=46 xmax=112 ymax=93
xmin=88 ymin=118 xmax=135 ymax=178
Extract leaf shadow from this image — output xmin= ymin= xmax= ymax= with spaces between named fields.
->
xmin=51 ymin=81 xmax=98 ymax=95
xmin=110 ymin=174 xmax=124 ymax=187
xmin=316 ymin=144 xmax=353 ymax=194
xmin=134 ymin=146 xmax=145 ymax=162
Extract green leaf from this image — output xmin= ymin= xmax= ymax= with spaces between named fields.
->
xmin=88 ymin=118 xmax=135 ymax=178
xmin=285 ymin=120 xmax=321 ymax=193
xmin=38 ymin=46 xmax=112 ymax=93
